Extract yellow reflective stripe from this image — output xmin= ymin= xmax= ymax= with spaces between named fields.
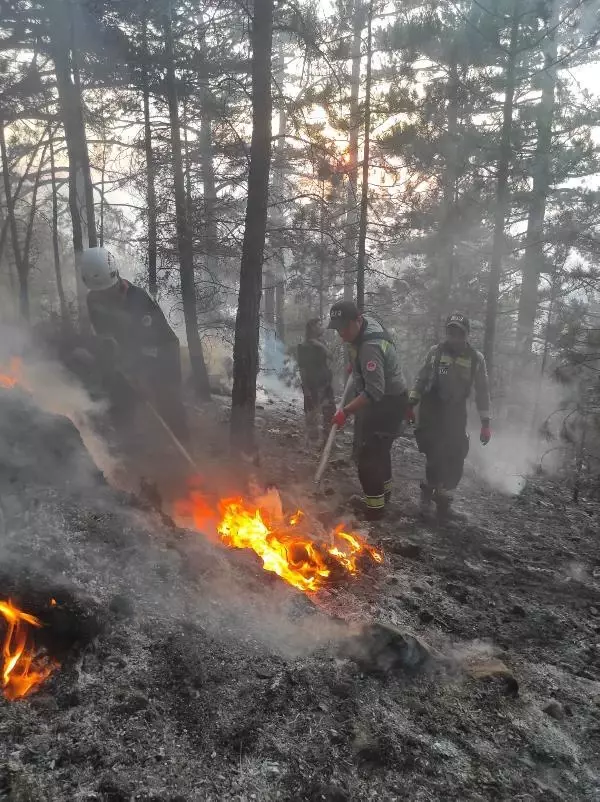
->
xmin=439 ymin=355 xmax=452 ymax=364
xmin=381 ymin=341 xmax=389 ymax=353
xmin=456 ymin=357 xmax=472 ymax=368
xmin=384 ymin=480 xmax=392 ymax=491
xmin=349 ymin=346 xmax=357 ymax=359
xmin=365 ymin=494 xmax=386 ymax=509
xmin=409 ymin=390 xmax=420 ymax=402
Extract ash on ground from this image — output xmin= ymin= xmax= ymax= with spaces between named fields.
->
xmin=1 ymin=389 xmax=600 ymax=801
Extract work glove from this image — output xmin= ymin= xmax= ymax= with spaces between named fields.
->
xmin=346 ymin=364 xmax=353 ymax=376
xmin=332 ymin=409 xmax=347 ymax=428
xmin=405 ymin=404 xmax=416 ymax=424
xmin=480 ymin=423 xmax=491 ymax=445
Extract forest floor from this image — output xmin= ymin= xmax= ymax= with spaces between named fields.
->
xmin=1 ymin=384 xmax=600 ymax=802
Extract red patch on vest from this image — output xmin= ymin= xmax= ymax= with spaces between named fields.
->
xmin=366 ymin=360 xmax=377 ymax=372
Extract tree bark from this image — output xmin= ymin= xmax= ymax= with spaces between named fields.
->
xmin=49 ymin=131 xmax=69 ymax=323
xmin=355 ymin=1 xmax=373 ymax=313
xmin=50 ymin=0 xmax=96 ymax=324
xmin=230 ymin=0 xmax=274 ymax=451
xmin=199 ymin=100 xmax=218 ymax=276
xmin=0 ymin=119 xmax=28 ymax=320
xmin=483 ymin=4 xmax=519 ymax=379
xmin=434 ymin=49 xmax=460 ymax=335
xmin=142 ymin=6 xmax=158 ymax=298
xmin=163 ymin=6 xmax=211 ymax=399
xmin=516 ymin=8 xmax=558 ymax=366
xmin=343 ymin=1 xmax=363 ymax=302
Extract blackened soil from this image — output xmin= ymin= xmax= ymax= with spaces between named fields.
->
xmin=0 ymin=393 xmax=599 ymax=801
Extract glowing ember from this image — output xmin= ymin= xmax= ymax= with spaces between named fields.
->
xmin=0 ymin=599 xmax=57 ymax=701
xmin=0 ymin=357 xmax=24 ymax=389
xmin=175 ymin=490 xmax=383 ymax=593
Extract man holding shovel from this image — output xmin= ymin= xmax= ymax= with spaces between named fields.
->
xmin=79 ymin=247 xmax=189 ymax=446
xmin=326 ymin=301 xmax=408 ymax=521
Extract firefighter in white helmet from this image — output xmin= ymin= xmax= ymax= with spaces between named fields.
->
xmin=80 ymin=247 xmax=189 ymax=443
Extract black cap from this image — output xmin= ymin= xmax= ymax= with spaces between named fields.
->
xmin=327 ymin=301 xmax=360 ymax=330
xmin=446 ymin=313 xmax=470 ymax=334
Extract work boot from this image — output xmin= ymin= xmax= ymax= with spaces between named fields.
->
xmin=384 ymin=479 xmax=393 ymax=505
xmin=434 ymin=489 xmax=467 ymax=522
xmin=347 ymin=494 xmax=386 ymax=522
xmin=419 ymin=483 xmax=435 ymax=513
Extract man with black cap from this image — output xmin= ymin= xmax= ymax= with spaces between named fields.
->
xmin=327 ymin=301 xmax=408 ymax=520
xmin=406 ymin=313 xmax=491 ymax=519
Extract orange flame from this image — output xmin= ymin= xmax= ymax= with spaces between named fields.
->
xmin=0 ymin=357 xmax=24 ymax=389
xmin=0 ymin=600 xmax=57 ymax=701
xmin=175 ymin=490 xmax=383 ymax=593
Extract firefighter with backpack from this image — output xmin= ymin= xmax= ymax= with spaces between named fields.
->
xmin=327 ymin=301 xmax=408 ymax=520
xmin=406 ymin=313 xmax=491 ymax=519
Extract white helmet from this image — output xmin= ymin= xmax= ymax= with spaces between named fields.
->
xmin=80 ymin=247 xmax=120 ymax=291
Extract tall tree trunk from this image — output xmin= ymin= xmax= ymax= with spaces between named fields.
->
xmin=483 ymin=4 xmax=519 ymax=379
xmin=231 ymin=0 xmax=274 ymax=451
xmin=0 ymin=119 xmax=28 ymax=321
xmin=49 ymin=132 xmax=69 ymax=323
xmin=163 ymin=6 xmax=211 ymax=399
xmin=355 ymin=0 xmax=373 ymax=312
xmin=200 ymin=100 xmax=218 ymax=276
xmin=434 ymin=50 xmax=460 ymax=335
xmin=343 ymin=0 xmax=363 ymax=302
xmin=70 ymin=5 xmax=97 ymax=249
xmin=142 ymin=5 xmax=158 ymax=297
xmin=50 ymin=0 xmax=96 ymax=324
xmin=516 ymin=8 xmax=558 ymax=367
xmin=22 ymin=132 xmax=51 ymax=304
xmin=273 ymin=45 xmax=286 ymax=340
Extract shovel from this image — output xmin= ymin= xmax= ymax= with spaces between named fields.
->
xmin=314 ymin=373 xmax=354 ymax=487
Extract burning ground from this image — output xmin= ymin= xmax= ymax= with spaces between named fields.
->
xmin=1 ymin=384 xmax=600 ymax=801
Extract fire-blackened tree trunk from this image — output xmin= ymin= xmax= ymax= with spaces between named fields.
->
xmin=49 ymin=132 xmax=69 ymax=323
xmin=231 ymin=0 xmax=274 ymax=451
xmin=0 ymin=119 xmax=28 ymax=320
xmin=516 ymin=7 xmax=558 ymax=367
xmin=142 ymin=6 xmax=158 ymax=297
xmin=355 ymin=1 xmax=373 ymax=312
xmin=163 ymin=6 xmax=211 ymax=399
xmin=483 ymin=3 xmax=519 ymax=380
xmin=343 ymin=0 xmax=363 ymax=302
xmin=50 ymin=0 xmax=97 ymax=324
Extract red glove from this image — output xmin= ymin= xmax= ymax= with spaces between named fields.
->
xmin=346 ymin=364 xmax=353 ymax=375
xmin=332 ymin=409 xmax=347 ymax=428
xmin=405 ymin=405 xmax=416 ymax=424
xmin=480 ymin=424 xmax=491 ymax=445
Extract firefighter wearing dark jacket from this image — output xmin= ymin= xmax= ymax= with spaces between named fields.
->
xmin=80 ymin=247 xmax=189 ymax=444
xmin=406 ymin=313 xmax=491 ymax=518
xmin=327 ymin=301 xmax=408 ymax=520
xmin=297 ymin=318 xmax=336 ymax=443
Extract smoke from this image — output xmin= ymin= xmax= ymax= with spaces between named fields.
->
xmin=0 ymin=325 xmax=117 ymax=482
xmin=258 ymin=327 xmax=298 ymax=404
xmin=468 ymin=374 xmax=568 ymax=495
xmin=21 ymin=356 xmax=117 ymax=482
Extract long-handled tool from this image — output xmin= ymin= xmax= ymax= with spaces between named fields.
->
xmin=114 ymin=367 xmax=201 ymax=474
xmin=142 ymin=397 xmax=201 ymax=474
xmin=314 ymin=373 xmax=354 ymax=487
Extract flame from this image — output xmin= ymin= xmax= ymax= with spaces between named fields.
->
xmin=0 ymin=357 xmax=24 ymax=389
xmin=0 ymin=600 xmax=57 ymax=700
xmin=175 ymin=490 xmax=383 ymax=594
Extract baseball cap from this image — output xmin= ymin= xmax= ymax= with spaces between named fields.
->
xmin=446 ymin=313 xmax=470 ymax=334
xmin=327 ymin=300 xmax=360 ymax=330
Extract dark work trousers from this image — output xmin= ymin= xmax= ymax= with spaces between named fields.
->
xmin=357 ymin=393 xmax=407 ymax=518
xmin=416 ymin=397 xmax=469 ymax=491
xmin=143 ymin=349 xmax=189 ymax=445
xmin=303 ymin=382 xmax=336 ymax=441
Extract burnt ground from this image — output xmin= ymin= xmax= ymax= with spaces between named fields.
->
xmin=1 ymin=386 xmax=600 ymax=802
